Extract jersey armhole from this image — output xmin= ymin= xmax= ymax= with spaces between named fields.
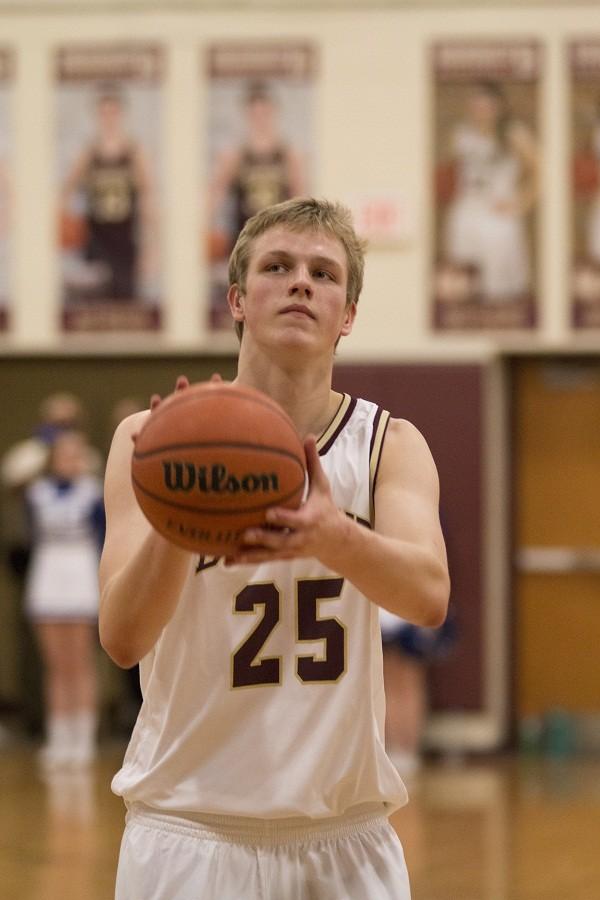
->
xmin=369 ymin=408 xmax=391 ymax=526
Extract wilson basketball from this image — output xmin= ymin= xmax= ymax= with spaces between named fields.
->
xmin=131 ymin=382 xmax=306 ymax=554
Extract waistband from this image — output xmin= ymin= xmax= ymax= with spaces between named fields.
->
xmin=125 ymin=801 xmax=388 ymax=846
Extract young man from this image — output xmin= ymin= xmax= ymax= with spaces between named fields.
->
xmin=100 ymin=198 xmax=450 ymax=899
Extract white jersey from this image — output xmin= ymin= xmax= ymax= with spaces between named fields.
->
xmin=24 ymin=474 xmax=103 ymax=621
xmin=113 ymin=394 xmax=408 ymax=819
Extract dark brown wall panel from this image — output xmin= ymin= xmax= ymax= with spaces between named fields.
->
xmin=333 ymin=363 xmax=484 ymax=711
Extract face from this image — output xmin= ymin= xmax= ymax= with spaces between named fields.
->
xmin=467 ymin=88 xmax=501 ymax=130
xmin=228 ymin=226 xmax=356 ymax=356
xmin=246 ymin=96 xmax=277 ymax=134
xmin=97 ymin=97 xmax=124 ymax=133
xmin=49 ymin=433 xmax=88 ymax=480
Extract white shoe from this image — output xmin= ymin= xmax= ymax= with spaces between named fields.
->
xmin=68 ymin=744 xmax=96 ymax=770
xmin=38 ymin=743 xmax=73 ymax=773
xmin=389 ymin=750 xmax=421 ymax=779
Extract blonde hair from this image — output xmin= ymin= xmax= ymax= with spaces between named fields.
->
xmin=228 ymin=197 xmax=366 ymax=341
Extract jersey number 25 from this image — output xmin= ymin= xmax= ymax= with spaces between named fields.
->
xmin=232 ymin=577 xmax=346 ymax=688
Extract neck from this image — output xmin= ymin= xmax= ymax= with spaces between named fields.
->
xmin=234 ymin=343 xmax=340 ymax=440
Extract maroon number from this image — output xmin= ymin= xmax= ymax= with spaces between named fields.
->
xmin=232 ymin=583 xmax=280 ymax=688
xmin=297 ymin=578 xmax=346 ymax=683
xmin=231 ymin=578 xmax=346 ymax=689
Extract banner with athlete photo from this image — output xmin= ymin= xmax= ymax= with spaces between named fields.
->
xmin=206 ymin=42 xmax=316 ymax=330
xmin=570 ymin=41 xmax=600 ymax=328
xmin=432 ymin=41 xmax=541 ymax=331
xmin=56 ymin=44 xmax=163 ymax=332
xmin=0 ymin=48 xmax=13 ymax=330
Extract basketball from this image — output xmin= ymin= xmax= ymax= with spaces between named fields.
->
xmin=131 ymin=382 xmax=306 ymax=554
xmin=59 ymin=211 xmax=88 ymax=250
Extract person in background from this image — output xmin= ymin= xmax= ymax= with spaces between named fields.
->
xmin=1 ymin=392 xmax=101 ymax=577
xmin=24 ymin=429 xmax=105 ymax=770
xmin=380 ymin=608 xmax=456 ymax=778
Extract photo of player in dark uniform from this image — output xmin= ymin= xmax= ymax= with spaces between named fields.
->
xmin=61 ymin=89 xmax=156 ymax=305
xmin=56 ymin=43 xmax=163 ymax=332
xmin=211 ymin=82 xmax=305 ymax=241
xmin=206 ymin=43 xmax=315 ymax=330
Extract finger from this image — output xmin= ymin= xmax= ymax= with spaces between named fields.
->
xmin=175 ymin=375 xmax=190 ymax=391
xmin=210 ymin=372 xmax=223 ymax=383
xmin=265 ymin=506 xmax=305 ymax=528
xmin=150 ymin=393 xmax=161 ymax=410
xmin=240 ymin=526 xmax=305 ymax=553
xmin=239 ymin=527 xmax=291 ymax=550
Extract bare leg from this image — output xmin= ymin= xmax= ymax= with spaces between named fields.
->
xmin=383 ymin=646 xmax=427 ymax=775
xmin=34 ymin=621 xmax=98 ymax=768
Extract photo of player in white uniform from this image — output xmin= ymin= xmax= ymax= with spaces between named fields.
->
xmin=433 ymin=41 xmax=540 ymax=330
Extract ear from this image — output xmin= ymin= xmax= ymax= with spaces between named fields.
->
xmin=227 ymin=284 xmax=245 ymax=323
xmin=339 ymin=301 xmax=357 ymax=338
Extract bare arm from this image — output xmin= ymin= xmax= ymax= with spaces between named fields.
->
xmin=61 ymin=146 xmax=93 ymax=208
xmin=98 ymin=410 xmax=192 ymax=668
xmin=231 ymin=419 xmax=450 ymax=627
xmin=509 ymin=121 xmax=539 ymax=215
xmin=209 ymin=147 xmax=242 ymax=220
xmin=131 ymin=143 xmax=158 ymax=275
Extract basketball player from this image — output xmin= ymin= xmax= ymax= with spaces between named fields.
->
xmin=100 ymin=198 xmax=450 ymax=899
xmin=61 ymin=89 xmax=156 ymax=302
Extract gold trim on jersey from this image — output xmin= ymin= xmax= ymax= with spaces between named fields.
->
xmin=369 ymin=408 xmax=391 ymax=525
xmin=316 ymin=393 xmax=352 ymax=454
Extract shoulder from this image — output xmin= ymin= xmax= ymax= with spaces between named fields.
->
xmin=113 ymin=409 xmax=150 ymax=443
xmin=378 ymin=418 xmax=439 ymax=488
xmin=106 ymin=409 xmax=150 ymax=474
xmin=506 ymin=119 xmax=536 ymax=151
xmin=25 ymin=476 xmax=50 ymax=502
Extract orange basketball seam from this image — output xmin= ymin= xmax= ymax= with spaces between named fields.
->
xmin=133 ymin=441 xmax=305 ymax=466
xmin=131 ymin=474 xmax=305 ymax=516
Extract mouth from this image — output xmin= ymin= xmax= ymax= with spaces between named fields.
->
xmin=280 ymin=304 xmax=316 ymax=320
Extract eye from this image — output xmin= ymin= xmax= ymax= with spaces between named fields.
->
xmin=313 ymin=269 xmax=334 ymax=281
xmin=265 ymin=262 xmax=287 ymax=273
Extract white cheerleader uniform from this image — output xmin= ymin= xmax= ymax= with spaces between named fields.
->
xmin=113 ymin=394 xmax=411 ymax=900
xmin=24 ymin=475 xmax=103 ymax=622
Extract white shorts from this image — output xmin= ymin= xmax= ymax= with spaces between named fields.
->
xmin=116 ymin=803 xmax=411 ymax=900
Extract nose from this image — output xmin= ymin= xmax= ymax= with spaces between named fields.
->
xmin=288 ymin=265 xmax=313 ymax=299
